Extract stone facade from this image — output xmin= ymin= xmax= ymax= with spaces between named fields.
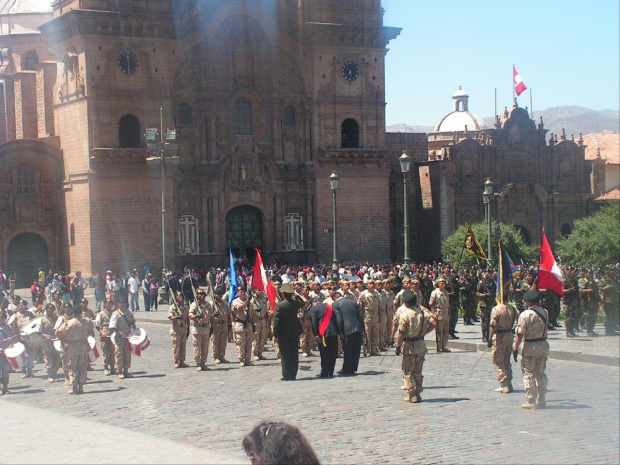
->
xmin=421 ymin=97 xmax=596 ymax=257
xmin=0 ymin=0 xmax=403 ymax=279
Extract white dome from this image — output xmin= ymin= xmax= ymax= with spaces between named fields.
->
xmin=452 ymin=88 xmax=469 ymax=98
xmin=434 ymin=110 xmax=486 ymax=133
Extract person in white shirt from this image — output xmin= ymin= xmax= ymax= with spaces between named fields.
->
xmin=127 ymin=271 xmax=140 ymax=312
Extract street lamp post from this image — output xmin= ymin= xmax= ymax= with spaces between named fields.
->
xmin=146 ymin=106 xmax=177 ymax=285
xmin=329 ymin=172 xmax=339 ymax=281
xmin=399 ymin=152 xmax=411 ymax=272
xmin=482 ymin=177 xmax=494 ymax=266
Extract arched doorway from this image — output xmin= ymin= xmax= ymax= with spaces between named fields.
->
xmin=514 ymin=225 xmax=531 ymax=245
xmin=226 ymin=206 xmax=263 ymax=260
xmin=7 ymin=233 xmax=48 ymax=288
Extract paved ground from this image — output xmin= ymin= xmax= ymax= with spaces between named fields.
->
xmin=2 ymin=316 xmax=619 ymax=464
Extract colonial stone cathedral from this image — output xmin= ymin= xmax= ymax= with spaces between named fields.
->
xmin=0 ymin=0 xmax=597 ymax=284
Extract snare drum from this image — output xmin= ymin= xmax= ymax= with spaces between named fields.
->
xmin=87 ymin=335 xmax=99 ymax=363
xmin=20 ymin=317 xmax=45 ymax=347
xmin=5 ymin=342 xmax=27 ymax=370
xmin=52 ymin=338 xmax=63 ymax=353
xmin=128 ymin=328 xmax=150 ymax=356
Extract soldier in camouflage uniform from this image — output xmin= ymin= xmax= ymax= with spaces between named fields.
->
xmin=600 ymin=269 xmax=619 ymax=336
xmin=476 ymin=269 xmax=496 ymax=342
xmin=579 ymin=269 xmax=600 ymax=337
xmin=251 ymin=290 xmax=269 ymax=361
xmin=562 ymin=267 xmax=579 ymax=338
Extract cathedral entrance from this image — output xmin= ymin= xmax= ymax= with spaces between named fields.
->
xmin=225 ymin=206 xmax=263 ymax=261
xmin=7 ymin=233 xmax=49 ymax=288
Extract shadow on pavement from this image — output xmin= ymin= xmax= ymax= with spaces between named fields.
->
xmin=357 ymin=370 xmax=385 ymax=376
xmin=86 ymin=379 xmax=114 ymax=385
xmin=12 ymin=389 xmax=45 ymax=395
xmin=546 ymin=402 xmax=591 ymax=410
xmin=425 ymin=385 xmax=465 ymax=390
xmin=83 ymin=386 xmax=127 ymax=395
xmin=424 ymin=397 xmax=470 ymax=403
xmin=130 ymin=373 xmax=166 ymax=379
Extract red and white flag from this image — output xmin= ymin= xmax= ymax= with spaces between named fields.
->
xmin=513 ymin=66 xmax=527 ymax=96
xmin=251 ymin=248 xmax=277 ymax=312
xmin=538 ymin=230 xmax=563 ymax=295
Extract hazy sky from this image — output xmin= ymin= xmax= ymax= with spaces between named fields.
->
xmin=383 ymin=0 xmax=620 ymax=126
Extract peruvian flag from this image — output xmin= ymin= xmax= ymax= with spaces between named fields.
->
xmin=538 ymin=230 xmax=564 ymax=295
xmin=251 ymin=248 xmax=277 ymax=312
xmin=513 ymin=66 xmax=527 ymax=96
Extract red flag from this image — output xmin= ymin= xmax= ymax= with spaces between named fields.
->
xmin=251 ymin=248 xmax=277 ymax=312
xmin=513 ymin=66 xmax=527 ymax=96
xmin=538 ymin=230 xmax=563 ymax=295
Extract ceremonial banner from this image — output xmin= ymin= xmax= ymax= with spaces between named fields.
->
xmin=251 ymin=248 xmax=277 ymax=311
xmin=228 ymin=249 xmax=238 ymax=305
xmin=464 ymin=226 xmax=487 ymax=260
xmin=538 ymin=230 xmax=563 ymax=295
xmin=513 ymin=66 xmax=528 ymax=96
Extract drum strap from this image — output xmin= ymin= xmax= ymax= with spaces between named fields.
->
xmin=120 ymin=313 xmax=134 ymax=336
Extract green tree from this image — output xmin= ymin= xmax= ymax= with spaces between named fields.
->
xmin=556 ymin=203 xmax=620 ymax=266
xmin=442 ymin=221 xmax=537 ymax=270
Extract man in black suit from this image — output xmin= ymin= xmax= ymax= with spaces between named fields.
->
xmin=310 ymin=298 xmax=341 ymax=378
xmin=273 ymin=283 xmax=304 ymax=381
xmin=332 ymin=292 xmax=364 ymax=376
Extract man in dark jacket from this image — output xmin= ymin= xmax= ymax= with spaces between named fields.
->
xmin=273 ymin=283 xmax=304 ymax=381
xmin=310 ymin=298 xmax=341 ymax=378
xmin=332 ymin=292 xmax=364 ymax=376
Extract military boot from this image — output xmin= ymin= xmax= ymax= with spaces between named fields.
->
xmin=537 ymin=395 xmax=546 ymax=409
xmin=521 ymin=399 xmax=537 ymax=409
xmin=1 ymin=382 xmax=9 ymax=395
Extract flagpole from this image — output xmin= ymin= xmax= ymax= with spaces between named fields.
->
xmin=494 ymin=88 xmax=497 ymax=122
xmin=529 ymin=88 xmax=533 ymax=120
xmin=512 ymin=64 xmax=515 ymax=102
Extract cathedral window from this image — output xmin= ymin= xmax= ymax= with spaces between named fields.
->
xmin=285 ymin=213 xmax=304 ymax=250
xmin=179 ymin=103 xmax=192 ymax=126
xmin=24 ymin=50 xmax=39 ymax=71
xmin=178 ymin=215 xmax=201 ymax=254
xmin=283 ymin=105 xmax=296 ymax=127
xmin=119 ymin=114 xmax=141 ymax=148
xmin=24 ymin=51 xmax=39 ymax=71
xmin=341 ymin=118 xmax=360 ymax=148
xmin=233 ymin=97 xmax=253 ymax=135
xmin=16 ymin=165 xmax=35 ymax=194
xmin=561 ymin=223 xmax=572 ymax=237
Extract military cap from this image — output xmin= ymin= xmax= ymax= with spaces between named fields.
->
xmin=214 ymin=288 xmax=224 ymax=296
xmin=402 ymin=290 xmax=416 ymax=304
xmin=366 ymin=279 xmax=375 ymax=284
xmin=80 ymin=298 xmax=88 ymax=304
xmin=436 ymin=276 xmax=447 ymax=283
xmin=411 ymin=278 xmax=420 ymax=284
xmin=53 ymin=290 xmax=61 ymax=296
xmin=196 ymin=289 xmax=206 ymax=296
xmin=401 ymin=277 xmax=411 ymax=283
xmin=523 ymin=289 xmax=540 ymax=302
xmin=281 ymin=283 xmax=294 ymax=294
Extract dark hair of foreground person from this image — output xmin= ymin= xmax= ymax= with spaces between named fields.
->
xmin=242 ymin=421 xmax=321 ymax=465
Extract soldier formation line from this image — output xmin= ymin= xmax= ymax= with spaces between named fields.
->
xmin=0 ymin=262 xmax=618 ymax=411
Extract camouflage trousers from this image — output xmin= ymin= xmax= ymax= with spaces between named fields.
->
xmin=435 ymin=316 xmax=449 ymax=351
xmin=192 ymin=332 xmax=210 ymax=365
xmin=234 ymin=328 xmax=253 ymax=363
xmin=171 ymin=330 xmax=188 ymax=364
xmin=521 ymin=355 xmax=547 ymax=401
xmin=492 ymin=332 xmax=513 ymax=385
xmin=100 ymin=337 xmax=115 ymax=370
xmin=563 ymin=302 xmax=579 ymax=333
xmin=68 ymin=353 xmax=87 ymax=386
xmin=114 ymin=340 xmax=132 ymax=371
xmin=378 ymin=312 xmax=387 ymax=349
xmin=42 ymin=341 xmax=60 ymax=378
xmin=300 ymin=320 xmax=314 ymax=354
xmin=271 ymin=320 xmax=280 ymax=359
xmin=401 ymin=349 xmax=425 ymax=398
xmin=252 ymin=319 xmax=268 ymax=356
xmin=364 ymin=315 xmax=380 ymax=355
xmin=212 ymin=324 xmax=228 ymax=361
